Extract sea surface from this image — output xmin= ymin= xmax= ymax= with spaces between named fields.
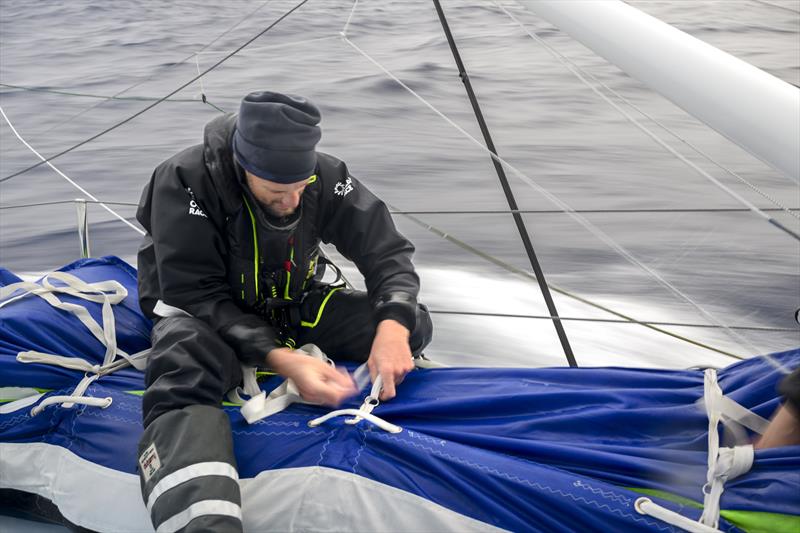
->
xmin=1 ymin=0 xmax=798 ymax=369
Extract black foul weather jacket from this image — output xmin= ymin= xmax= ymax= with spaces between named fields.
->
xmin=136 ymin=114 xmax=420 ymax=366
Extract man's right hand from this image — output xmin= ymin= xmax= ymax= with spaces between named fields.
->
xmin=266 ymin=347 xmax=356 ymax=406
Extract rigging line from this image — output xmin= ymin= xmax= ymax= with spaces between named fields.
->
xmin=340 ymin=35 xmax=764 ymax=362
xmin=751 ymin=0 xmax=800 ymax=14
xmin=193 ymin=35 xmax=339 ymax=57
xmin=0 ymin=83 xmax=196 ymax=103
xmin=1 ymin=200 xmax=138 ymax=210
xmin=498 ymin=1 xmax=800 ymax=219
xmin=428 ymin=310 xmax=797 ymax=333
xmin=388 ymin=207 xmax=800 ymax=215
xmin=392 ymin=205 xmax=744 ymax=360
xmin=432 ymin=0 xmax=576 ymax=367
xmin=0 ymin=106 xmax=145 ymax=237
xmin=0 ymin=0 xmax=310 ymax=184
xmin=342 ymin=0 xmax=360 ymax=36
xmin=3 ymin=204 xmax=797 ymax=214
xmin=193 ymin=55 xmax=227 ymax=114
xmin=37 ymin=0 xmax=275 ymax=137
xmin=497 ymin=1 xmax=800 ymax=241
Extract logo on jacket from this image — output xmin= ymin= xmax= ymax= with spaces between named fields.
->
xmin=334 ymin=177 xmax=354 ymax=197
xmin=186 ymin=187 xmax=207 ymax=218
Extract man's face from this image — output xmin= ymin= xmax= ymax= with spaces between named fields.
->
xmin=245 ymin=170 xmax=311 ymax=218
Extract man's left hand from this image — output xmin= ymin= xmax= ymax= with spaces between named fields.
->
xmin=368 ymin=319 xmax=414 ymax=401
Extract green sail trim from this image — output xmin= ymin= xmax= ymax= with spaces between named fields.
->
xmin=0 ymin=387 xmax=52 ymax=403
xmin=624 ymin=487 xmax=800 ymax=533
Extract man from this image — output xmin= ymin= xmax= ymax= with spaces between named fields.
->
xmin=135 ymin=91 xmax=433 ymax=532
xmin=755 ymin=368 xmax=800 ymax=449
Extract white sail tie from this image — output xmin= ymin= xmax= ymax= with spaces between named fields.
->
xmin=234 ymin=345 xmax=405 ymax=433
xmin=636 ymin=368 xmax=760 ymax=530
xmin=309 ymin=363 xmax=403 ymax=433
xmin=698 ymin=369 xmax=756 ymax=528
xmin=232 ymin=344 xmax=334 ymax=424
xmin=0 ymin=271 xmax=147 ymax=415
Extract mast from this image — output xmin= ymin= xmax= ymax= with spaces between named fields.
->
xmin=432 ymin=0 xmax=578 ymax=367
xmin=528 ymin=0 xmax=800 ymax=182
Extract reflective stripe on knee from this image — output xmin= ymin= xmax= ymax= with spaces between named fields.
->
xmin=156 ymin=500 xmax=242 ymax=533
xmin=147 ymin=462 xmax=238 ymax=513
xmin=139 ymin=405 xmax=242 ymax=532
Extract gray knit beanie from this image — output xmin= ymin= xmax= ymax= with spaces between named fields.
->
xmin=232 ymin=91 xmax=321 ymax=183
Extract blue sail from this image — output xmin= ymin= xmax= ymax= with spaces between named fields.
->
xmin=1 ymin=257 xmax=798 ymax=532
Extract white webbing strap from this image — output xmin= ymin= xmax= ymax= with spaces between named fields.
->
xmin=310 ymin=361 xmax=403 ymax=433
xmin=234 ymin=344 xmax=334 ymax=424
xmin=346 ymin=364 xmax=382 ymax=425
xmin=308 ymin=407 xmax=402 ymax=433
xmin=1 ymin=271 xmax=147 ymax=415
xmin=637 ymin=369 xmax=756 ymax=531
xmin=699 ymin=369 xmax=755 ymax=528
xmin=635 ymin=498 xmax=721 ymax=533
xmin=235 ymin=346 xmax=403 ymax=433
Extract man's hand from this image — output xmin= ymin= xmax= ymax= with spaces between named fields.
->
xmin=368 ymin=319 xmax=414 ymax=401
xmin=267 ymin=348 xmax=356 ymax=406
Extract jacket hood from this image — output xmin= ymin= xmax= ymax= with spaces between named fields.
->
xmin=203 ymin=113 xmax=243 ymax=216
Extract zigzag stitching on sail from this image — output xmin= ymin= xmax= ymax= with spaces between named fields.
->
xmin=573 ymin=480 xmax=633 ymax=505
xmin=375 ymin=433 xmax=677 ymax=531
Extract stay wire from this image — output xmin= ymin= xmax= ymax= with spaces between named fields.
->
xmin=0 ymin=0 xmax=309 ymax=184
xmin=340 ymin=35 xmax=771 ymax=362
xmin=497 ymin=1 xmax=800 ymax=240
xmin=751 ymin=0 xmax=800 ymax=14
xmin=432 ymin=0 xmax=577 ymax=367
xmin=2 ymin=202 xmax=797 ymax=215
xmin=34 ymin=0 xmax=274 ymax=137
xmin=394 ymin=207 xmax=745 ymax=360
xmin=0 ymin=106 xmax=145 ymax=236
xmin=0 ymin=83 xmax=196 ymax=103
xmin=427 ymin=310 xmax=796 ymax=333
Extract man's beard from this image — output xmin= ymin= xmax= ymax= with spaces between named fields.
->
xmin=264 ymin=202 xmax=295 ymax=218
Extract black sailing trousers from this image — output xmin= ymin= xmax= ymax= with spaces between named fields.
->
xmin=138 ymin=288 xmax=432 ymax=533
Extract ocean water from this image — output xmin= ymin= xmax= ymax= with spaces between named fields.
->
xmin=1 ymin=0 xmax=798 ymax=369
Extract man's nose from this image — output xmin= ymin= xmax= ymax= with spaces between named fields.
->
xmin=283 ymin=191 xmax=301 ymax=208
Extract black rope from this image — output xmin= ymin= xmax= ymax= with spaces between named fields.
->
xmin=428 ymin=310 xmax=797 ymax=333
xmin=0 ymin=0 xmax=309 ymax=184
xmin=432 ymin=0 xmax=577 ymax=367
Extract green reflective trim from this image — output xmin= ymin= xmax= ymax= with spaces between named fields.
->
xmin=243 ymin=196 xmax=259 ymax=299
xmin=301 ymin=287 xmax=342 ymax=328
xmin=284 ymin=271 xmax=292 ymax=300
xmin=124 ymin=389 xmax=260 ymax=408
xmin=284 ymin=244 xmax=295 ymax=300
xmin=307 ymin=174 xmax=317 ymax=184
xmin=623 ymin=487 xmax=702 ymax=509
xmin=255 ymin=371 xmax=276 ymax=378
xmin=624 ymin=487 xmax=800 ymax=533
xmin=720 ymin=510 xmax=800 ymax=533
